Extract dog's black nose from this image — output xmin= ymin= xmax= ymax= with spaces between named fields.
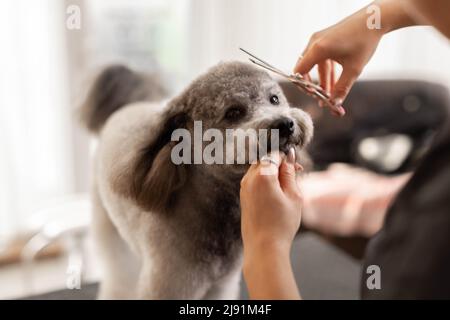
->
xmin=271 ymin=117 xmax=295 ymax=137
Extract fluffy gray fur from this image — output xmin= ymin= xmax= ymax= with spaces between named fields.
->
xmin=82 ymin=61 xmax=313 ymax=299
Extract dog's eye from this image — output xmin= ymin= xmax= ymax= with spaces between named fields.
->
xmin=224 ymin=105 xmax=246 ymax=121
xmin=270 ymin=95 xmax=280 ymax=105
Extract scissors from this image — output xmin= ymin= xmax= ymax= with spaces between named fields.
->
xmin=239 ymin=48 xmax=344 ymax=116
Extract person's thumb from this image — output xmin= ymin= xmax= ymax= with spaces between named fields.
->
xmin=279 ymin=148 xmax=301 ymax=196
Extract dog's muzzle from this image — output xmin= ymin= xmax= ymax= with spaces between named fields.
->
xmin=270 ymin=117 xmax=295 ymax=138
xmin=268 ymin=116 xmax=302 ymax=154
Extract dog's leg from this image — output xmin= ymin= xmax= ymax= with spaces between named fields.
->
xmin=202 ymin=266 xmax=242 ymax=300
xmin=91 ymin=185 xmax=140 ymax=299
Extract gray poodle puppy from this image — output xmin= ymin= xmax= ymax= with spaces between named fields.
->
xmin=81 ymin=61 xmax=313 ymax=299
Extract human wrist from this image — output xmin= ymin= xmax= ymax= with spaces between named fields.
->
xmin=373 ymin=0 xmax=417 ymax=34
xmin=243 ymin=243 xmax=300 ymax=300
xmin=243 ymin=239 xmax=291 ymax=274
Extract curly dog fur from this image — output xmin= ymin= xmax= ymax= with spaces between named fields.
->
xmin=81 ymin=61 xmax=313 ymax=299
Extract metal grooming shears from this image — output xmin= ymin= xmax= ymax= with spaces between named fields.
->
xmin=239 ymin=48 xmax=343 ymax=115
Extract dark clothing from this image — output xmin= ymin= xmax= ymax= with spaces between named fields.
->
xmin=362 ymin=117 xmax=450 ymax=299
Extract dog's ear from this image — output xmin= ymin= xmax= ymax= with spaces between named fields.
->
xmin=118 ymin=111 xmax=189 ymax=213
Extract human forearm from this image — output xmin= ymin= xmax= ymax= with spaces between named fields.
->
xmin=373 ymin=0 xmax=419 ymax=34
xmin=243 ymin=243 xmax=301 ymax=300
xmin=240 ymin=151 xmax=303 ymax=300
xmin=402 ymin=0 xmax=450 ymax=38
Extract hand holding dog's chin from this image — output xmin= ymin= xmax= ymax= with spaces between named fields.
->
xmin=240 ymin=152 xmax=303 ymax=299
xmin=240 ymin=154 xmax=302 ymax=250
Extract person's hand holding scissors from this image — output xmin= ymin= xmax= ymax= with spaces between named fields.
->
xmin=294 ymin=0 xmax=416 ymax=113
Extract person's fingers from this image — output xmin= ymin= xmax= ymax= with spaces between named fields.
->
xmin=330 ymin=65 xmax=360 ymax=106
xmin=329 ymin=60 xmax=336 ymax=92
xmin=303 ymin=72 xmax=312 ymax=82
xmin=246 ymin=151 xmax=283 ymax=175
xmin=326 ymin=60 xmax=332 ymax=93
xmin=317 ymin=60 xmax=329 ymax=107
xmin=318 ymin=60 xmax=330 ymax=93
xmin=294 ymin=38 xmax=314 ymax=74
xmin=242 ymin=152 xmax=284 ymax=191
xmin=279 ymin=148 xmax=302 ymax=198
xmin=241 ymin=164 xmax=253 ymax=185
xmin=294 ymin=44 xmax=329 ymax=75
xmin=260 ymin=151 xmax=283 ymax=167
xmin=295 ymin=163 xmax=304 ymax=172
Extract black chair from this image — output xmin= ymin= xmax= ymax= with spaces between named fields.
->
xmin=280 ymin=80 xmax=450 ymax=174
xmin=282 ymin=80 xmax=450 ymax=259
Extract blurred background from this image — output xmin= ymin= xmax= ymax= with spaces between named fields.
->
xmin=0 ymin=0 xmax=449 ymax=299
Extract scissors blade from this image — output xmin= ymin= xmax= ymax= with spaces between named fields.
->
xmin=240 ymin=48 xmax=335 ymax=107
xmin=248 ymin=58 xmax=291 ymax=80
xmin=239 ymin=48 xmax=281 ymax=71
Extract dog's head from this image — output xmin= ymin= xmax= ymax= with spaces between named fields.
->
xmin=117 ymin=61 xmax=313 ymax=212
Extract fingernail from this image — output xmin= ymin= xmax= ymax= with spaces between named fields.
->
xmin=287 ymin=147 xmax=296 ymax=164
xmin=338 ymin=106 xmax=346 ymax=116
xmin=295 ymin=163 xmax=304 ymax=172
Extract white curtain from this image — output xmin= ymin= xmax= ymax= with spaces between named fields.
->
xmin=0 ymin=0 xmax=73 ymax=237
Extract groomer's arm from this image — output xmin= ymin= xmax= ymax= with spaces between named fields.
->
xmin=294 ymin=0 xmax=419 ymax=113
xmin=240 ymin=150 xmax=302 ymax=300
xmin=405 ymin=0 xmax=450 ymax=38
